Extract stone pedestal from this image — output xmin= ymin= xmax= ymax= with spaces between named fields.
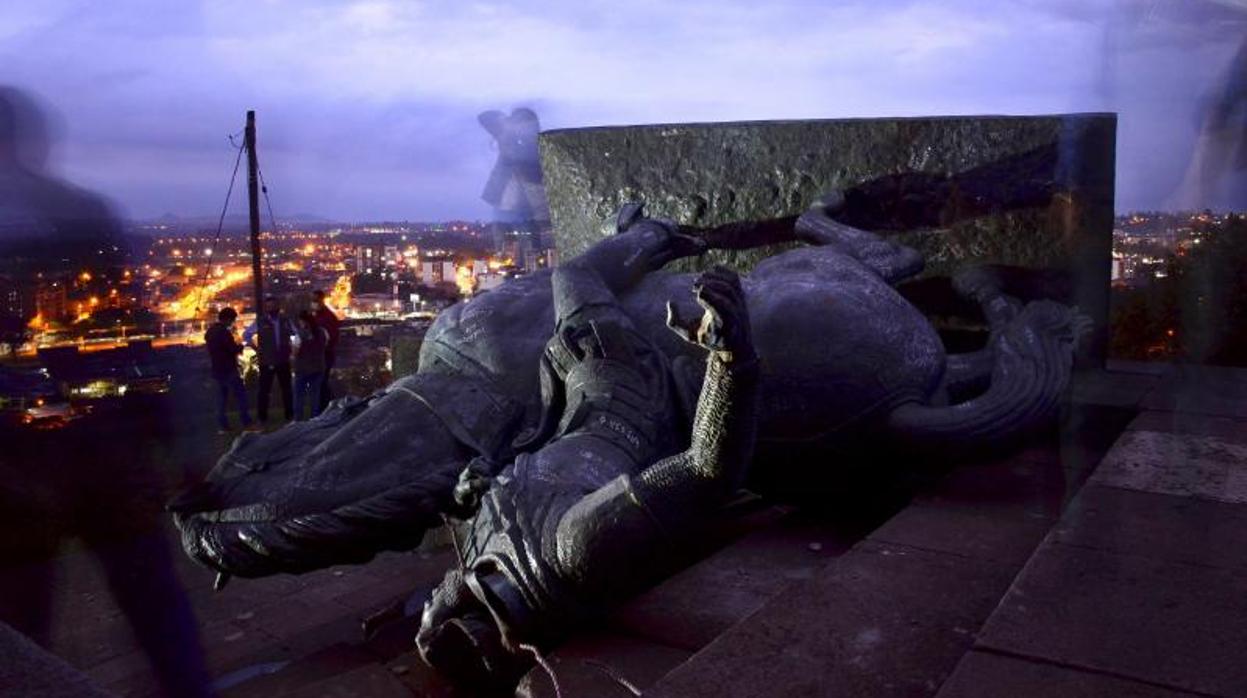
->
xmin=539 ymin=114 xmax=1116 ymax=363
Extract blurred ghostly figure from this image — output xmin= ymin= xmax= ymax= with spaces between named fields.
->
xmin=478 ymin=107 xmax=549 ymax=225
xmin=1173 ymin=32 xmax=1247 ymax=210
xmin=0 ymin=87 xmax=127 ymax=273
xmin=0 ymin=86 xmax=212 ymax=697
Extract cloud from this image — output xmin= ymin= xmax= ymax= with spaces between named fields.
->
xmin=1 ymin=0 xmax=1243 ymax=217
xmin=196 ymin=1 xmax=1022 ymax=118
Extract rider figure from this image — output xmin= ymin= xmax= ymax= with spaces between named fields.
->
xmin=416 ymin=215 xmax=759 ymax=688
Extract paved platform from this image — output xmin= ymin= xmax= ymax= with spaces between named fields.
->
xmin=16 ymin=361 xmax=1246 ymax=697
xmin=637 ymin=362 xmax=1244 ymax=697
xmin=948 ymin=366 xmax=1247 ymax=698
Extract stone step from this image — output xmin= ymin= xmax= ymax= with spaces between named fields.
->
xmin=941 ymin=406 xmax=1247 ymax=698
xmin=511 ymin=494 xmax=908 ymax=697
xmin=215 ymin=371 xmax=1155 ymax=697
xmin=638 ymin=400 xmax=1137 ymax=698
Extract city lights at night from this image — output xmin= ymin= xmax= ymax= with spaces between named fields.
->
xmin=1 ymin=2 xmax=1245 ymax=697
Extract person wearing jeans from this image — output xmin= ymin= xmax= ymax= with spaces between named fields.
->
xmin=292 ymin=310 xmax=328 ymax=421
xmin=245 ymin=296 xmax=295 ymax=423
xmin=313 ymin=289 xmax=341 ymax=411
xmin=204 ymin=306 xmax=252 ymax=432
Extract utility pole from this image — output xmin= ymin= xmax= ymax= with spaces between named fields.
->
xmin=245 ymin=110 xmax=264 ymax=320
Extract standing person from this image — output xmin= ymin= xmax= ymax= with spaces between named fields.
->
xmin=244 ymin=296 xmax=294 ymax=423
xmin=204 ymin=307 xmax=252 ymax=433
xmin=0 ymin=86 xmax=215 ymax=698
xmin=312 ymin=289 xmax=341 ymax=410
xmin=292 ymin=311 xmax=328 ymax=420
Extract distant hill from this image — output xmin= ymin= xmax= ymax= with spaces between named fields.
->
xmin=127 ymin=212 xmax=339 ymax=236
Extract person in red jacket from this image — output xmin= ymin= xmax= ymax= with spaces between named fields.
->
xmin=313 ymin=289 xmax=341 ymax=410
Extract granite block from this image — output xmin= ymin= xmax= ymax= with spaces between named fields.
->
xmin=977 ymin=543 xmax=1247 ymax=697
xmin=937 ymin=650 xmax=1201 ymax=698
xmin=646 ymin=542 xmax=1017 ymax=698
xmin=1090 ymin=430 xmax=1247 ymax=503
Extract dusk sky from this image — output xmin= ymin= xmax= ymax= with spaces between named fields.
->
xmin=2 ymin=0 xmax=1244 ymax=221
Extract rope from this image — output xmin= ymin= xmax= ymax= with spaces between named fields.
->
xmin=582 ymin=659 xmax=641 ymax=696
xmin=439 ymin=512 xmax=564 ymax=698
xmin=520 ymin=643 xmax=564 ymax=698
xmin=192 ymin=134 xmax=245 ymax=314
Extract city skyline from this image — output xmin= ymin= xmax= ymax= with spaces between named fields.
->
xmin=2 ymin=0 xmax=1245 ymax=221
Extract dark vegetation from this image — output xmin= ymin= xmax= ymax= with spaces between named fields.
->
xmin=1110 ymin=214 xmax=1247 ymax=365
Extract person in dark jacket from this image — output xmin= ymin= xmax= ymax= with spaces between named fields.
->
xmin=312 ymin=290 xmax=341 ymax=410
xmin=204 ymin=306 xmax=252 ymax=432
xmin=292 ymin=311 xmax=328 ymax=421
xmin=244 ymin=296 xmax=295 ymax=423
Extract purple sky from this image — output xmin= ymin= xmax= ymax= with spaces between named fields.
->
xmin=2 ymin=0 xmax=1244 ymax=221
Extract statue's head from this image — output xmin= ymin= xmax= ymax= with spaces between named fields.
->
xmin=510 ymin=107 xmax=538 ymax=126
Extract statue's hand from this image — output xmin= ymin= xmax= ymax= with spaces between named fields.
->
xmin=665 ymin=266 xmax=754 ymax=359
xmin=450 ymin=457 xmax=498 ymax=518
xmin=616 ymin=202 xmax=706 ymax=269
xmin=808 ymin=189 xmax=847 ymax=217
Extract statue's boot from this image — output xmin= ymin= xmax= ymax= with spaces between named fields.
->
xmin=417 ymin=568 xmax=531 ymax=691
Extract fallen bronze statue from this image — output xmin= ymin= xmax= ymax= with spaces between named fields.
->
xmin=170 ymin=192 xmax=1086 ymax=688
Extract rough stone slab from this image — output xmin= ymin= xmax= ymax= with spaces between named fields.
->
xmin=540 ymin=116 xmax=1116 ymax=273
xmin=1053 ymin=484 xmax=1247 ymax=571
xmin=868 ymin=502 xmax=1052 ymax=566
xmin=937 ymin=651 xmax=1202 ymax=698
xmin=1090 ymin=430 xmax=1247 ymax=504
xmin=608 ymin=514 xmax=856 ymax=651
xmin=645 ymin=542 xmax=1017 ymax=698
xmin=976 ymin=543 xmax=1247 ymax=697
xmin=1128 ymin=410 xmax=1247 ymax=444
xmin=515 ymin=632 xmax=690 ymax=698
xmin=540 ymin=115 xmax=1117 ymax=361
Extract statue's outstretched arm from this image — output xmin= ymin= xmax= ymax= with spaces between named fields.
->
xmin=688 ymin=190 xmax=846 ymax=251
xmin=478 ymin=110 xmax=505 ymax=137
xmin=794 ymin=192 xmax=924 ymax=282
xmin=689 ymin=190 xmax=922 ymax=283
xmin=564 ymin=203 xmax=705 ymax=302
xmin=554 ymin=267 xmax=758 ymax=596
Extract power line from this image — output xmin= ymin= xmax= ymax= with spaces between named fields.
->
xmin=192 ymin=133 xmax=246 ymax=314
